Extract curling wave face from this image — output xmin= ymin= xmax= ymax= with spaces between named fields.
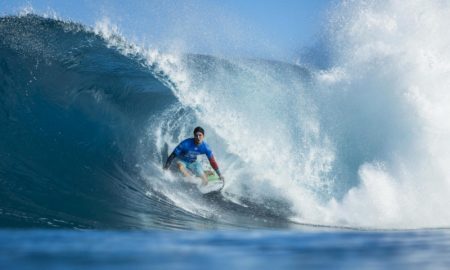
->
xmin=0 ymin=14 xmax=182 ymax=228
xmin=0 ymin=15 xmax=302 ymax=229
xmin=2 ymin=0 xmax=450 ymax=230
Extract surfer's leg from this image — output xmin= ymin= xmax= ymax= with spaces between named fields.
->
xmin=199 ymin=173 xmax=208 ymax=186
xmin=189 ymin=161 xmax=208 ymax=186
xmin=176 ymin=161 xmax=191 ymax=177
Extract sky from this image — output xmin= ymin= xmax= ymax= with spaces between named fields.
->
xmin=1 ymin=0 xmax=334 ymax=60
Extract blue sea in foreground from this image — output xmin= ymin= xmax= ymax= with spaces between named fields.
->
xmin=3 ymin=1 xmax=450 ymax=268
xmin=1 ymin=229 xmax=450 ymax=270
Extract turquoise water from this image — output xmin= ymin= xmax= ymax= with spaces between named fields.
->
xmin=1 ymin=229 xmax=450 ymax=269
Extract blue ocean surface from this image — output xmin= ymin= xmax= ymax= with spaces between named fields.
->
xmin=1 ymin=229 xmax=450 ymax=270
xmin=2 ymin=2 xmax=450 ymax=268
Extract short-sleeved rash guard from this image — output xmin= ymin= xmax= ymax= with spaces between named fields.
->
xmin=173 ymin=138 xmax=213 ymax=163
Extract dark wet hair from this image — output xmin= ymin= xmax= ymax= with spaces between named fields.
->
xmin=193 ymin=126 xmax=205 ymax=135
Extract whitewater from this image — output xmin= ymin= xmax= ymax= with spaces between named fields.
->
xmin=1 ymin=0 xmax=450 ymax=233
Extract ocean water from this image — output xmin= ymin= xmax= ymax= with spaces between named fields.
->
xmin=1 ymin=229 xmax=450 ymax=270
xmin=1 ymin=0 xmax=450 ymax=269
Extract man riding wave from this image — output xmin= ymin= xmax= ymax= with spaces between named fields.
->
xmin=163 ymin=127 xmax=224 ymax=186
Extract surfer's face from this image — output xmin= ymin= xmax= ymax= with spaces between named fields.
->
xmin=194 ymin=132 xmax=204 ymax=145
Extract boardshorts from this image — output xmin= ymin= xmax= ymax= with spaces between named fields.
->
xmin=176 ymin=159 xmax=204 ymax=177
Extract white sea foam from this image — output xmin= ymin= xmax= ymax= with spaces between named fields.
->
xmin=312 ymin=0 xmax=450 ymax=228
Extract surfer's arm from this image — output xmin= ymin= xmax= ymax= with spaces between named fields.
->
xmin=205 ymin=145 xmax=223 ymax=179
xmin=208 ymin=156 xmax=222 ymax=178
xmin=164 ymin=141 xmax=186 ymax=170
xmin=163 ymin=152 xmax=176 ymax=170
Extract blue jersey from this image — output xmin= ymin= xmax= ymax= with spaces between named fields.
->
xmin=173 ymin=138 xmax=213 ymax=163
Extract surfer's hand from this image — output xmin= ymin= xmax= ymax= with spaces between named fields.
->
xmin=219 ymin=175 xmax=225 ymax=181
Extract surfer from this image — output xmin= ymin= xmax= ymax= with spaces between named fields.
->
xmin=163 ymin=127 xmax=224 ymax=186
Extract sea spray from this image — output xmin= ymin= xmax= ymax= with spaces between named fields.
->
xmin=315 ymin=0 xmax=450 ymax=228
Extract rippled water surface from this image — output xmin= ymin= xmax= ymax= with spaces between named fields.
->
xmin=1 ymin=229 xmax=450 ymax=269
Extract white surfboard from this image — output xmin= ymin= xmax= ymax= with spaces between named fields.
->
xmin=198 ymin=170 xmax=224 ymax=194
